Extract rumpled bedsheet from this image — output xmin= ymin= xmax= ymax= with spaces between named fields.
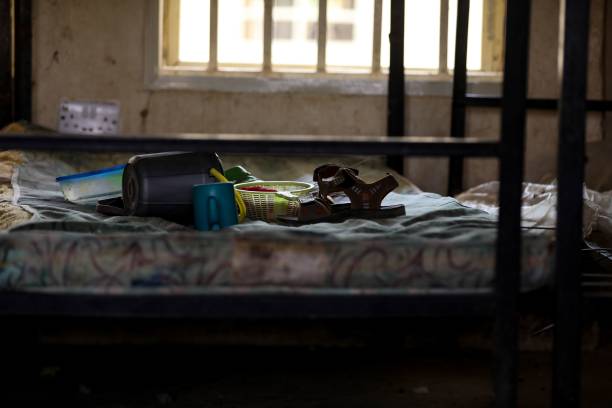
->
xmin=457 ymin=180 xmax=612 ymax=247
xmin=0 ymin=151 xmax=554 ymax=293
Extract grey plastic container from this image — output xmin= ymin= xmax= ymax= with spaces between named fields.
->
xmin=122 ymin=152 xmax=224 ymax=223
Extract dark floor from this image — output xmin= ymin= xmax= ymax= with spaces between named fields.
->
xmin=4 ymin=346 xmax=612 ymax=408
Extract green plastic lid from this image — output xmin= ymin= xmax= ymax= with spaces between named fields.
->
xmin=224 ymin=166 xmax=258 ymax=183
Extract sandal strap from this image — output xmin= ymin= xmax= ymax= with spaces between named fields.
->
xmin=339 ymin=170 xmax=399 ymax=210
xmin=313 ymin=164 xmax=358 ymax=202
xmin=295 ymin=196 xmax=332 ymax=222
xmin=313 ymin=164 xmax=359 ymax=183
xmin=318 ymin=171 xmax=353 ymax=201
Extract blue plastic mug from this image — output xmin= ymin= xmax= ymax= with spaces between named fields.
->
xmin=192 ymin=182 xmax=238 ymax=231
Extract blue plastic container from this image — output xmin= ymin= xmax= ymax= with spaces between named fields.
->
xmin=56 ymin=164 xmax=125 ymax=204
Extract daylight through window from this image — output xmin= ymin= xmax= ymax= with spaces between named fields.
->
xmin=164 ymin=0 xmax=504 ymax=75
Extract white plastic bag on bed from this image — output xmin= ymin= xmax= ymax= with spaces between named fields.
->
xmin=456 ymin=181 xmax=597 ymax=237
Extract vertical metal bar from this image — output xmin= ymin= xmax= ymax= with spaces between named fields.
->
xmin=605 ymin=0 xmax=612 ymax=145
xmin=372 ymin=0 xmax=383 ymax=74
xmin=553 ymin=0 xmax=589 ymax=406
xmin=208 ymin=0 xmax=218 ymax=71
xmin=317 ymin=0 xmax=327 ymax=73
xmin=494 ymin=0 xmax=531 ymax=407
xmin=0 ymin=0 xmax=12 ymax=127
xmin=13 ymin=0 xmax=31 ymax=122
xmin=263 ymin=0 xmax=273 ymax=73
xmin=448 ymin=0 xmax=470 ymax=196
xmin=386 ymin=0 xmax=405 ymax=174
xmin=439 ymin=0 xmax=449 ymax=75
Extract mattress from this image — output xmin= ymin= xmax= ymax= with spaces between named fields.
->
xmin=0 ymin=150 xmax=555 ymax=294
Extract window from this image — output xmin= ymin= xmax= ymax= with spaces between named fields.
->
xmin=176 ymin=0 xmax=210 ymax=63
xmin=219 ymin=0 xmax=264 ymax=68
xmin=273 ymin=21 xmax=293 ymax=39
xmin=243 ymin=20 xmax=257 ymax=40
xmin=339 ymin=0 xmax=356 ymax=9
xmin=329 ymin=23 xmax=354 ymax=41
xmin=307 ymin=22 xmax=318 ymax=40
xmin=154 ymin=0 xmax=504 ymax=93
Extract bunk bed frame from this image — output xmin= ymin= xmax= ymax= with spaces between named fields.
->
xmin=0 ymin=0 xmax=605 ymax=406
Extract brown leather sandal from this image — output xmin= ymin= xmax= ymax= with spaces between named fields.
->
xmin=279 ymin=194 xmax=351 ymax=225
xmin=313 ymin=164 xmax=358 ymax=208
xmin=277 ymin=165 xmax=355 ymax=225
xmin=334 ymin=168 xmax=406 ymax=219
xmin=278 ymin=166 xmax=404 ymax=225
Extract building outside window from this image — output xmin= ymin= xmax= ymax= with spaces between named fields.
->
xmin=154 ymin=0 xmax=504 ymax=94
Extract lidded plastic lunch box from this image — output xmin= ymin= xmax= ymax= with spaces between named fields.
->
xmin=56 ymin=164 xmax=125 ymax=204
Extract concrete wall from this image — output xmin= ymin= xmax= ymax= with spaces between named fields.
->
xmin=31 ymin=0 xmax=609 ymax=193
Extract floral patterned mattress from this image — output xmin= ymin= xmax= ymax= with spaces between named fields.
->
xmin=0 ymin=151 xmax=555 ymax=294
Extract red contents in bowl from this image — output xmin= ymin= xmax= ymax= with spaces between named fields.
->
xmin=240 ymin=186 xmax=278 ymax=192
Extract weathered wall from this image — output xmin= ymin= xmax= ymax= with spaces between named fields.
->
xmin=31 ymin=0 xmax=609 ymax=193
xmin=586 ymin=0 xmax=612 ymax=191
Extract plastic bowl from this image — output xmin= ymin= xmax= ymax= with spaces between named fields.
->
xmin=56 ymin=164 xmax=125 ymax=204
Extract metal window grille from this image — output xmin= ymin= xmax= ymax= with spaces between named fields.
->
xmin=163 ymin=0 xmax=503 ymax=75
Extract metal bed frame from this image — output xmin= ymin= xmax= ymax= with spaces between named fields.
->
xmin=0 ymin=0 xmax=603 ymax=406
